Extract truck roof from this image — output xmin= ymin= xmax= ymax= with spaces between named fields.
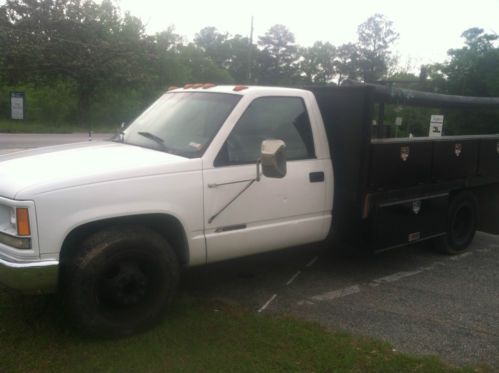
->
xmin=168 ymin=85 xmax=308 ymax=96
xmin=170 ymin=83 xmax=499 ymax=108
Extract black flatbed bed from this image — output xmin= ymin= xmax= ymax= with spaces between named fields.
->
xmin=308 ymin=84 xmax=499 ymax=251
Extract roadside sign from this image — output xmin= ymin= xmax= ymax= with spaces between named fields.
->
xmin=10 ymin=92 xmax=25 ymax=120
xmin=429 ymin=114 xmax=443 ymax=137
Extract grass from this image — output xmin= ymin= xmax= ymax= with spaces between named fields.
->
xmin=0 ymin=289 xmax=481 ymax=373
xmin=0 ymin=119 xmax=115 ymax=133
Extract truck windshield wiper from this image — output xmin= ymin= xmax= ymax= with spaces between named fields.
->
xmin=137 ymin=131 xmax=174 ymax=153
xmin=138 ymin=131 xmax=164 ymax=145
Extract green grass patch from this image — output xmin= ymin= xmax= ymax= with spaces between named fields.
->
xmin=0 ymin=119 xmax=115 ymax=134
xmin=0 ymin=289 xmax=479 ymax=372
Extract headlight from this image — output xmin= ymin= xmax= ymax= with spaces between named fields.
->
xmin=0 ymin=205 xmax=31 ymax=250
xmin=9 ymin=207 xmax=16 ymax=227
xmin=0 ymin=231 xmax=31 ymax=250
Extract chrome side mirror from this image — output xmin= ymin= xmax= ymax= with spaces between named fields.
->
xmin=260 ymin=139 xmax=287 ymax=178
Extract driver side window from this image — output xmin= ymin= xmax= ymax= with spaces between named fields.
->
xmin=215 ymin=96 xmax=315 ymax=166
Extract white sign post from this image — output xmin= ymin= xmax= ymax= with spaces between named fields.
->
xmin=429 ymin=114 xmax=444 ymax=137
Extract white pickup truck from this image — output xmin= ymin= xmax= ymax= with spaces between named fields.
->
xmin=1 ymin=84 xmax=499 ymax=335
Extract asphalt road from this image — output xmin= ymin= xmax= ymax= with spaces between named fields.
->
xmin=0 ymin=133 xmax=112 ymax=154
xmin=2 ymin=133 xmax=498 ymax=368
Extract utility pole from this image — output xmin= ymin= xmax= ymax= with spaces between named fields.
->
xmin=247 ymin=16 xmax=254 ymax=84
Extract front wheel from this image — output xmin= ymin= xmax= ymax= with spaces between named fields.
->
xmin=435 ymin=191 xmax=477 ymax=255
xmin=62 ymin=226 xmax=180 ymax=337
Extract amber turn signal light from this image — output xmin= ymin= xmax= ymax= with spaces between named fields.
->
xmin=16 ymin=208 xmax=31 ymax=236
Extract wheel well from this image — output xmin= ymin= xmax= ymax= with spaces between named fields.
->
xmin=59 ymin=214 xmax=189 ymax=267
xmin=449 ymin=189 xmax=478 ymax=211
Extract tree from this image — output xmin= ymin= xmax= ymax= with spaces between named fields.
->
xmin=1 ymin=0 xmax=149 ymax=127
xmin=256 ymin=24 xmax=299 ymax=85
xmin=147 ymin=27 xmax=190 ymax=89
xmin=443 ymin=28 xmax=499 ymax=96
xmin=356 ymin=14 xmax=399 ymax=83
xmin=194 ymin=27 xmax=230 ymax=68
xmin=438 ymin=28 xmax=499 ymax=135
xmin=300 ymin=41 xmax=336 ymax=84
xmin=335 ymin=43 xmax=361 ymax=84
xmin=177 ymin=43 xmax=234 ymax=84
xmin=155 ymin=26 xmax=184 ymax=53
xmin=224 ymin=34 xmax=257 ymax=83
xmin=194 ymin=28 xmax=256 ymax=83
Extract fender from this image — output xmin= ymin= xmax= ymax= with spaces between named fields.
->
xmin=33 ymin=170 xmax=206 ymax=266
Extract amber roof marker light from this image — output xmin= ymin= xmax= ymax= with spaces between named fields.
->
xmin=233 ymin=85 xmax=249 ymax=92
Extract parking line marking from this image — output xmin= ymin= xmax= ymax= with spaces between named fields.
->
xmin=421 ymin=261 xmax=446 ymax=271
xmin=477 ymin=248 xmax=490 ymax=253
xmin=258 ymin=294 xmax=277 ymax=313
xmin=309 ymin=285 xmax=361 ymax=302
xmin=306 ymin=256 xmax=319 ymax=268
xmin=286 ymin=270 xmax=302 ymax=286
xmin=450 ymin=252 xmax=472 ymax=261
xmin=297 ymin=300 xmax=316 ymax=305
xmin=372 ymin=270 xmax=423 ymax=284
xmin=298 ymin=248 xmax=480 ymax=307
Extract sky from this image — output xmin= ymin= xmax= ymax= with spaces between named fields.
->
xmin=116 ymin=0 xmax=499 ymax=69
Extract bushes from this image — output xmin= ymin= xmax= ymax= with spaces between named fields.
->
xmin=0 ymin=80 xmax=161 ymax=130
xmin=0 ymin=80 xmax=77 ymax=125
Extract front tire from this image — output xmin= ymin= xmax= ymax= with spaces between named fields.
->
xmin=435 ymin=191 xmax=477 ymax=255
xmin=63 ymin=226 xmax=179 ymax=337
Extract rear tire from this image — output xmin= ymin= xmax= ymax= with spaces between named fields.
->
xmin=62 ymin=226 xmax=179 ymax=337
xmin=435 ymin=191 xmax=477 ymax=255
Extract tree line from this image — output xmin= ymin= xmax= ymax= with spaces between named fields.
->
xmin=0 ymin=0 xmax=498 ymax=131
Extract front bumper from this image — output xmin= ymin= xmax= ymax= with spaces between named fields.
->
xmin=0 ymin=255 xmax=58 ymax=293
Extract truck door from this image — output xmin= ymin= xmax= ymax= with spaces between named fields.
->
xmin=203 ymin=96 xmax=331 ymax=263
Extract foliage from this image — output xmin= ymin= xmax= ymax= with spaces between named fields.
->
xmin=256 ymin=24 xmax=300 ymax=85
xmin=194 ymin=27 xmax=254 ymax=83
xmin=356 ymin=14 xmax=399 ymax=83
xmin=335 ymin=43 xmax=362 ymax=84
xmin=300 ymin=41 xmax=337 ymax=85
xmin=0 ymin=0 xmax=497 ymax=132
xmin=1 ymin=0 xmax=150 ymax=126
xmin=444 ymin=28 xmax=499 ymax=97
xmin=388 ymin=28 xmax=499 ymax=136
xmin=0 ymin=80 xmax=77 ymax=123
xmin=0 ymin=0 xmax=234 ymax=128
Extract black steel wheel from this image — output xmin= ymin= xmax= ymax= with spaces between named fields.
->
xmin=436 ymin=192 xmax=477 ymax=255
xmin=63 ymin=226 xmax=179 ymax=337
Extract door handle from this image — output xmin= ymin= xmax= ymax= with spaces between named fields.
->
xmin=309 ymin=171 xmax=324 ymax=182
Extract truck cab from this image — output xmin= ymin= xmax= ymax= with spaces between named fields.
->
xmin=0 ymin=85 xmax=333 ymax=335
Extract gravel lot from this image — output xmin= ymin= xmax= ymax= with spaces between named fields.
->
xmin=184 ymin=233 xmax=499 ymax=368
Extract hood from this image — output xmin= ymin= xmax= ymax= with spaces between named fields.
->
xmin=0 ymin=141 xmax=201 ymax=199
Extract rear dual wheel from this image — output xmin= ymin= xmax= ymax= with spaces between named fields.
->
xmin=63 ymin=226 xmax=179 ymax=337
xmin=435 ymin=192 xmax=477 ymax=255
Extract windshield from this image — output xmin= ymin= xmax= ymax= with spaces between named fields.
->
xmin=123 ymin=92 xmax=241 ymax=157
